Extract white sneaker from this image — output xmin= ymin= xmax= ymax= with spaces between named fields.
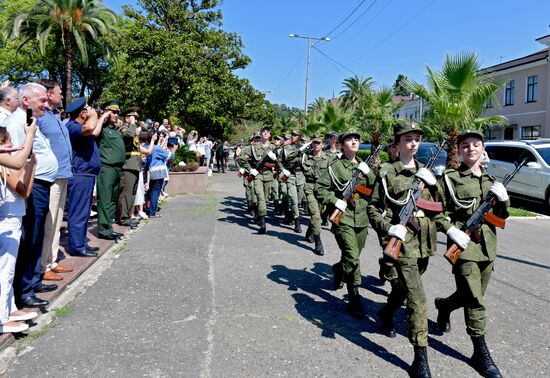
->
xmin=138 ymin=211 xmax=148 ymax=219
xmin=0 ymin=321 xmax=29 ymax=333
xmin=162 ymin=191 xmax=170 ymax=197
xmin=9 ymin=311 xmax=38 ymax=322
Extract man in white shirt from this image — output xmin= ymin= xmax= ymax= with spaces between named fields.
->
xmin=0 ymin=86 xmax=19 ymax=124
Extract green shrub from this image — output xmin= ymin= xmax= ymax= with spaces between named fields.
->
xmin=172 ymin=145 xmax=197 ymax=167
xmin=356 ymin=150 xmax=389 ymax=164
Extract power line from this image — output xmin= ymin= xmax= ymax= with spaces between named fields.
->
xmin=272 ymin=46 xmax=306 ymax=92
xmin=313 ymin=0 xmax=369 ymax=46
xmin=328 ymin=0 xmax=378 ymax=42
xmin=312 ymin=46 xmax=356 ymax=75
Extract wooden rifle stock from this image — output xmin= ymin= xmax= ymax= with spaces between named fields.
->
xmin=443 ymin=229 xmax=473 ymax=265
xmin=329 ymin=208 xmax=343 ymax=225
xmin=383 ymin=237 xmax=402 ymax=261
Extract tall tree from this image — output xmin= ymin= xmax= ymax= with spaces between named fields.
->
xmin=340 ymin=75 xmax=374 ymax=108
xmin=406 ymin=52 xmax=506 ymax=167
xmin=393 ymin=74 xmax=409 ymax=96
xmin=3 ymin=0 xmax=119 ymax=103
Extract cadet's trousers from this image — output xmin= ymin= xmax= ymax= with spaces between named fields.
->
xmin=333 ymin=224 xmax=368 ymax=286
xmin=67 ymin=175 xmax=95 ymax=253
xmin=118 ymin=169 xmax=139 ymax=222
xmin=304 ymin=185 xmax=322 ymax=236
xmin=41 ymin=178 xmax=68 ymax=272
xmin=442 ymin=259 xmax=494 ymax=337
xmin=253 ymin=173 xmax=273 ymax=217
xmin=394 ymin=256 xmax=430 ymax=347
xmin=244 ymin=178 xmax=256 ymax=207
xmin=286 ymin=173 xmax=305 ymax=219
xmin=97 ymin=165 xmax=121 ymax=237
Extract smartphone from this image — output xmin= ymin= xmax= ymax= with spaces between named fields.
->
xmin=26 ymin=109 xmax=33 ymax=126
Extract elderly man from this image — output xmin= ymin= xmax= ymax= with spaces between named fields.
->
xmin=37 ymin=79 xmax=74 ymax=281
xmin=0 ymin=86 xmax=19 ymax=123
xmin=96 ymin=100 xmax=126 ymax=240
xmin=65 ymin=98 xmax=111 ymax=256
xmin=2 ymin=83 xmax=59 ymax=308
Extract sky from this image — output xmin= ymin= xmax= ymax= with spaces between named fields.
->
xmin=105 ymin=0 xmax=550 ymax=109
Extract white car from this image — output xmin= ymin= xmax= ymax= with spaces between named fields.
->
xmin=484 ymin=139 xmax=550 ymax=207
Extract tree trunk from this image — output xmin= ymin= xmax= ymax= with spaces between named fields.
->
xmin=63 ymin=43 xmax=74 ymax=107
xmin=446 ymin=128 xmax=460 ymax=169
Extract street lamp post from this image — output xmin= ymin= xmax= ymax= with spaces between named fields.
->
xmin=289 ymin=34 xmax=330 ymax=120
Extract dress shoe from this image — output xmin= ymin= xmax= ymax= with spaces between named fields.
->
xmin=42 ymin=271 xmax=63 ymax=281
xmin=70 ymin=249 xmax=98 ymax=257
xmin=98 ymin=233 xmax=121 ymax=241
xmin=120 ymin=220 xmax=138 ymax=229
xmin=0 ymin=321 xmax=29 ymax=333
xmin=52 ymin=264 xmax=73 ymax=273
xmin=19 ymin=295 xmax=49 ymax=308
xmin=34 ymin=282 xmax=58 ymax=293
xmin=9 ymin=310 xmax=38 ymax=322
xmin=111 ymin=231 xmax=124 ymax=237
xmin=86 ymin=245 xmax=100 ymax=252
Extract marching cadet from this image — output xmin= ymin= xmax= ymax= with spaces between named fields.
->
xmin=315 ymin=130 xmax=375 ymax=319
xmin=271 ymin=135 xmax=285 ymax=214
xmin=239 ymin=126 xmax=281 ymax=234
xmin=301 ymin=135 xmax=331 ymax=255
xmin=367 ymin=120 xmax=446 ymax=378
xmin=435 ymin=130 xmax=507 ymax=378
xmin=321 ymin=131 xmax=341 ymax=225
xmin=117 ymin=106 xmax=141 ymax=228
xmin=237 ymin=134 xmax=259 ymax=218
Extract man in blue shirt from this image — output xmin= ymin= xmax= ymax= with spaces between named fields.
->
xmin=2 ymin=83 xmax=59 ymax=308
xmin=65 ymin=98 xmax=111 ymax=256
xmin=37 ymin=80 xmax=74 ymax=281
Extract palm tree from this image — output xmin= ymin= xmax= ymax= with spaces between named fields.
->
xmin=340 ymin=75 xmax=374 ymax=109
xmin=406 ymin=52 xmax=506 ymax=167
xmin=307 ymin=102 xmax=353 ymax=137
xmin=308 ymin=97 xmax=327 ymax=113
xmin=3 ymin=0 xmax=119 ymax=103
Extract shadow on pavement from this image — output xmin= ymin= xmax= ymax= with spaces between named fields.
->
xmin=267 ymin=263 xmax=410 ymax=373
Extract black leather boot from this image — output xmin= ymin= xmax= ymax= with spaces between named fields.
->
xmin=258 ymin=216 xmax=266 ymax=234
xmin=304 ymin=225 xmax=314 ymax=243
xmin=470 ymin=336 xmax=503 ymax=378
xmin=293 ymin=218 xmax=302 ymax=233
xmin=409 ymin=346 xmax=431 ymax=378
xmin=346 ymin=283 xmax=366 ymax=320
xmin=377 ymin=305 xmax=396 ymax=338
xmin=434 ymin=297 xmax=451 ymax=333
xmin=313 ymin=235 xmax=324 ymax=256
xmin=332 ymin=264 xmax=344 ymax=290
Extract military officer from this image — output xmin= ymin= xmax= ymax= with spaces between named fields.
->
xmin=435 ymin=130 xmax=507 ymax=378
xmin=96 ymin=100 xmax=126 ymax=240
xmin=117 ymin=106 xmax=141 ymax=228
xmin=367 ymin=120 xmax=446 ymax=377
xmin=301 ymin=135 xmax=331 ymax=255
xmin=315 ymin=130 xmax=376 ymax=319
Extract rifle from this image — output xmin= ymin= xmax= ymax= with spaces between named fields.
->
xmin=246 ymin=148 xmax=279 ymax=183
xmin=329 ymin=145 xmax=383 ymax=225
xmin=444 ymin=158 xmax=527 ymax=265
xmin=383 ymin=141 xmax=447 ymax=261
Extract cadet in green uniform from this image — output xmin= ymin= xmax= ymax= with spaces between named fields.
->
xmin=271 ymin=135 xmax=284 ymax=213
xmin=367 ymin=120 xmax=446 ymax=378
xmin=237 ymin=134 xmax=260 ymax=218
xmin=117 ymin=106 xmax=141 ymax=228
xmin=239 ymin=126 xmax=281 ymax=234
xmin=321 ymin=131 xmax=341 ymax=225
xmin=315 ymin=130 xmax=375 ymax=319
xmin=435 ymin=130 xmax=508 ymax=378
xmin=97 ymin=100 xmax=126 ymax=240
xmin=302 ymin=135 xmax=331 ymax=255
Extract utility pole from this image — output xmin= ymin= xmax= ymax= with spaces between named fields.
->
xmin=289 ymin=34 xmax=330 ymax=122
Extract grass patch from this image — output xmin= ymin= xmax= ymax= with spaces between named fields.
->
xmin=25 ymin=323 xmax=57 ymax=342
xmin=113 ymin=245 xmax=128 ymax=254
xmin=182 ymin=193 xmax=218 ymax=217
xmin=509 ymin=207 xmax=538 ymax=217
xmin=52 ymin=306 xmax=72 ymax=318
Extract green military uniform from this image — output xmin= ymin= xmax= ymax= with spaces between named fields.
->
xmin=97 ymin=101 xmax=126 ymax=237
xmin=237 ymin=143 xmax=257 ymax=213
xmin=117 ymin=107 xmax=141 ymax=224
xmin=281 ymin=140 xmax=306 ymax=230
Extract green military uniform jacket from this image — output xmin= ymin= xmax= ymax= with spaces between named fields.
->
xmin=120 ymin=123 xmax=141 ymax=171
xmin=324 ymin=149 xmax=341 ymax=163
xmin=315 ymin=156 xmax=376 ymax=228
xmin=302 ymin=151 xmax=331 ymax=191
xmin=98 ymin=123 xmax=126 ymax=167
xmin=440 ymin=163 xmax=510 ymax=262
xmin=367 ymin=160 xmax=446 ymax=258
xmin=239 ymin=142 xmax=282 ymax=180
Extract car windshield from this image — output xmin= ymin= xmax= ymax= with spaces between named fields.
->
xmin=535 ymin=147 xmax=550 ymax=165
xmin=416 ymin=143 xmax=447 ymax=167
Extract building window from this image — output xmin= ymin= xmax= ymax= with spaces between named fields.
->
xmin=504 ymin=80 xmax=514 ymax=106
xmin=521 ymin=125 xmax=540 ymax=140
xmin=485 ymin=98 xmax=494 ymax=109
xmin=526 ymin=75 xmax=537 ymax=103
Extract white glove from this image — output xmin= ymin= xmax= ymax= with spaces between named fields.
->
xmin=489 ymin=182 xmax=509 ymax=202
xmin=238 ymin=168 xmax=245 ymax=175
xmin=282 ymin=169 xmax=291 ymax=177
xmin=447 ymin=226 xmax=470 ymax=250
xmin=334 ymin=199 xmax=347 ymax=212
xmin=267 ymin=151 xmax=277 ymax=161
xmin=415 ymin=167 xmax=436 ymax=186
xmin=388 ymin=224 xmax=407 ymax=241
xmin=250 ymin=168 xmax=259 ymax=177
xmin=299 ymin=142 xmax=312 ymax=152
xmin=357 ymin=162 xmax=370 ymax=175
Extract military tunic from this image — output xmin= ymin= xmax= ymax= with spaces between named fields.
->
xmin=315 ymin=156 xmax=376 ymax=285
xmin=367 ymin=160 xmax=446 ymax=347
xmin=438 ymin=163 xmax=509 ymax=336
xmin=236 ymin=145 xmax=256 ymax=209
xmin=97 ymin=123 xmax=125 ymax=237
xmin=281 ymin=144 xmax=306 ymax=219
xmin=118 ymin=122 xmax=140 ymax=222
xmin=302 ymin=151 xmax=331 ymax=236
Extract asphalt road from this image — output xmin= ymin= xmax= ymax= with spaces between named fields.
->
xmin=2 ymin=171 xmax=549 ymax=377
